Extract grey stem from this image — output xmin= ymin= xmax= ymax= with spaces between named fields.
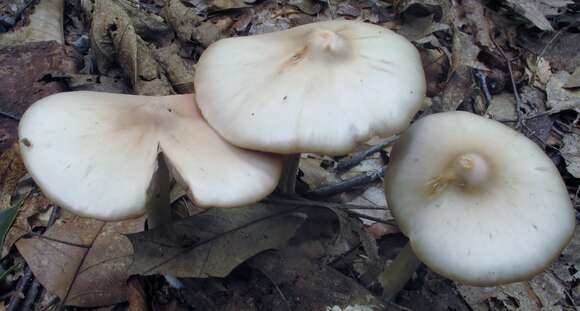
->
xmin=145 ymin=153 xmax=172 ymax=229
xmin=380 ymin=243 xmax=421 ymax=301
xmin=276 ymin=153 xmax=300 ymax=195
xmin=144 ymin=154 xmax=183 ymax=288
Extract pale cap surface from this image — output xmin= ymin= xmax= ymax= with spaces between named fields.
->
xmin=384 ymin=111 xmax=575 ymax=285
xmin=19 ymin=92 xmax=282 ymax=220
xmin=195 ymin=20 xmax=426 ymax=155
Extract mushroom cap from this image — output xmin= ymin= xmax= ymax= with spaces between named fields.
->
xmin=195 ymin=20 xmax=426 ymax=155
xmin=384 ymin=111 xmax=575 ymax=286
xmin=19 ymin=91 xmax=282 ymax=221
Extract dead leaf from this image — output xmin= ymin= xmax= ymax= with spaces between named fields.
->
xmin=16 ymin=215 xmax=146 ymax=307
xmin=546 ymin=71 xmax=580 ymax=113
xmin=458 ymin=282 xmax=542 ymax=310
xmin=560 ymin=132 xmax=580 ymax=178
xmin=0 ymin=0 xmax=64 ymax=46
xmin=248 ymin=250 xmax=390 ymax=311
xmin=128 ymin=203 xmax=306 ymax=278
xmin=563 ymin=66 xmax=580 ymax=89
xmin=504 ymin=0 xmax=554 ymax=31
xmin=0 ymin=145 xmax=27 ymax=208
xmin=91 ymin=0 xmax=174 ymax=95
xmin=289 ymin=0 xmax=321 ymax=16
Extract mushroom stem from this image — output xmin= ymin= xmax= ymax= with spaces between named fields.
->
xmin=276 ymin=153 xmax=300 ymax=195
xmin=380 ymin=243 xmax=421 ymax=301
xmin=145 ymin=154 xmax=172 ymax=229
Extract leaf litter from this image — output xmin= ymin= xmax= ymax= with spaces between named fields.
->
xmin=0 ymin=0 xmax=579 ymax=309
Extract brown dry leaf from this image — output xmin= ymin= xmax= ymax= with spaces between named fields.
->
xmin=563 ymin=67 xmax=580 ymax=89
xmin=299 ymin=156 xmax=340 ymax=189
xmin=0 ymin=0 xmax=64 ymax=46
xmin=440 ymin=23 xmax=488 ymax=111
xmin=0 ymin=144 xmax=27 ymax=208
xmin=248 ymin=250 xmax=390 ymax=311
xmin=91 ymin=0 xmax=174 ymax=95
xmin=128 ymin=203 xmax=306 ymax=278
xmin=561 ymin=132 xmax=580 ymax=178
xmin=504 ymin=0 xmax=554 ymax=31
xmin=16 ymin=215 xmax=146 ymax=307
xmin=152 ymin=43 xmax=195 ymax=94
xmin=546 ymin=71 xmax=580 ymax=113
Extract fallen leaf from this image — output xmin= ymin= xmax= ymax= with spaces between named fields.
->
xmin=0 ymin=0 xmax=64 ymax=46
xmin=560 ymin=133 xmax=580 ymax=178
xmin=0 ymin=145 xmax=27 ymax=207
xmin=563 ymin=67 xmax=580 ymax=89
xmin=128 ymin=203 xmax=306 ymax=277
xmin=0 ymin=205 xmax=20 ymax=251
xmin=16 ymin=215 xmax=146 ymax=307
xmin=289 ymin=0 xmax=321 ymax=15
xmin=91 ymin=0 xmax=174 ymax=95
xmin=546 ymin=71 xmax=580 ymax=113
xmin=504 ymin=0 xmax=554 ymax=31
xmin=248 ymin=250 xmax=389 ymax=311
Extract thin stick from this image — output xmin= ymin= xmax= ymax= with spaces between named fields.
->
xmin=306 ymin=166 xmax=386 ymax=198
xmin=337 ymin=136 xmax=398 ymax=171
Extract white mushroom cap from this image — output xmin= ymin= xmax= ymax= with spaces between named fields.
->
xmin=384 ymin=111 xmax=575 ymax=286
xmin=195 ymin=20 xmax=425 ymax=155
xmin=18 ymin=92 xmax=282 ymax=221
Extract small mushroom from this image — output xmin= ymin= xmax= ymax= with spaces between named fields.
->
xmin=18 ymin=91 xmax=282 ymax=221
xmin=194 ymin=20 xmax=426 ymax=193
xmin=381 ymin=111 xmax=575 ymax=297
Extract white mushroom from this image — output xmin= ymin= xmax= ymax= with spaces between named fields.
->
xmin=18 ymin=91 xmax=282 ymax=221
xmin=194 ymin=20 xmax=426 ymax=192
xmin=380 ymin=111 xmax=575 ymax=297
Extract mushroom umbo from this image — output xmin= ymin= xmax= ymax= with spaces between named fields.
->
xmin=381 ymin=111 xmax=575 ymax=298
xmin=18 ymin=91 xmax=282 ymax=222
xmin=194 ymin=20 xmax=426 ymax=193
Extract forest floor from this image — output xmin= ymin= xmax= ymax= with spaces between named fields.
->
xmin=0 ymin=0 xmax=579 ymax=310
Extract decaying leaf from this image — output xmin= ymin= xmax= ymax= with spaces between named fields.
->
xmin=0 ymin=0 xmax=64 ymax=46
xmin=563 ymin=67 xmax=580 ymax=89
xmin=561 ymin=132 xmax=580 ymax=178
xmin=546 ymin=71 xmax=580 ymax=113
xmin=16 ymin=216 xmax=146 ymax=307
xmin=128 ymin=203 xmax=306 ymax=278
xmin=91 ymin=0 xmax=174 ymax=95
xmin=0 ymin=145 xmax=27 ymax=208
xmin=504 ymin=0 xmax=554 ymax=31
xmin=248 ymin=250 xmax=389 ymax=311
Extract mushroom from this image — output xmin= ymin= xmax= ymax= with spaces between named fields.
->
xmin=194 ymin=20 xmax=426 ymax=193
xmin=18 ymin=91 xmax=282 ymax=223
xmin=381 ymin=111 xmax=575 ymax=298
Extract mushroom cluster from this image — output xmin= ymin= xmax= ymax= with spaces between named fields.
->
xmin=17 ymin=18 xmax=575 ymax=301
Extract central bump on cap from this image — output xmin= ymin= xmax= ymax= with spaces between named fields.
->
xmin=306 ymin=29 xmax=346 ymax=54
xmin=453 ymin=152 xmax=490 ymax=189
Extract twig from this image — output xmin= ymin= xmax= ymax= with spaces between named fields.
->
xmin=265 ymin=197 xmax=388 ymax=210
xmin=306 ymin=166 xmax=387 ymax=198
xmin=6 ymin=267 xmax=33 ymax=311
xmin=474 ymin=70 xmax=492 ymax=107
xmin=490 ymin=36 xmax=524 ymax=128
xmin=336 ymin=136 xmax=398 ymax=171
xmin=21 ymin=279 xmax=40 ymax=311
xmin=0 ymin=111 xmax=20 ymax=121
